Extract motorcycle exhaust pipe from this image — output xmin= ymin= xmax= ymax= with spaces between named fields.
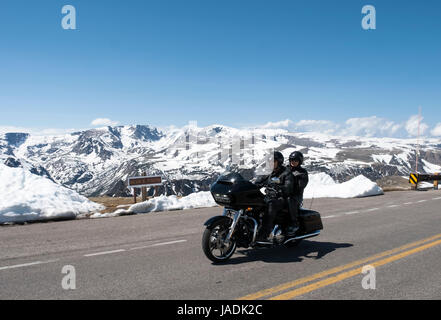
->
xmin=284 ymin=230 xmax=321 ymax=244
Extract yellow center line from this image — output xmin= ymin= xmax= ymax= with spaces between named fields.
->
xmin=271 ymin=237 xmax=441 ymax=300
xmin=238 ymin=233 xmax=441 ymax=300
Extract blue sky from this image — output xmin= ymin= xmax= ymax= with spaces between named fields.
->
xmin=0 ymin=0 xmax=440 ymax=135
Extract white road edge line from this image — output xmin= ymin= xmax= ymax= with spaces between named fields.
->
xmin=84 ymin=249 xmax=126 ymax=257
xmin=130 ymin=239 xmax=187 ymax=250
xmin=344 ymin=211 xmax=360 ymax=215
xmin=150 ymin=239 xmax=187 ymax=247
xmin=323 ymin=197 xmax=433 ymax=220
xmin=0 ymin=259 xmax=59 ymax=271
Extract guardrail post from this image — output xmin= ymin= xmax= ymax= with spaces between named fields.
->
xmin=141 ymin=172 xmax=147 ymax=202
xmin=133 ymin=188 xmax=137 ymax=204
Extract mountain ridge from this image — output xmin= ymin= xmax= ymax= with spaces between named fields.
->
xmin=1 ymin=124 xmax=440 ymax=197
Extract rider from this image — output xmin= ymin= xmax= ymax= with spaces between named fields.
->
xmin=254 ymin=151 xmax=295 ymax=243
xmin=286 ymin=151 xmax=309 ymax=235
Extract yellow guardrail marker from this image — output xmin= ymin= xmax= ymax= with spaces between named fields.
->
xmin=409 ymin=173 xmax=418 ymax=185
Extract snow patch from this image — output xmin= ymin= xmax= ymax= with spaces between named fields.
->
xmin=422 ymin=159 xmax=441 ymax=174
xmin=91 ymin=191 xmax=218 ymax=217
xmin=95 ymin=173 xmax=383 ymax=217
xmin=0 ymin=164 xmax=104 ymax=224
xmin=128 ymin=191 xmax=217 ymax=214
xmin=372 ymin=154 xmax=393 ymax=164
xmin=304 ymin=173 xmax=384 ymax=199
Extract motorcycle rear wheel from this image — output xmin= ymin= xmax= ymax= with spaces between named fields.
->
xmin=202 ymin=219 xmax=237 ymax=263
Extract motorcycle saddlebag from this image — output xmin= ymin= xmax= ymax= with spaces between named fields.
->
xmin=299 ymin=209 xmax=323 ymax=233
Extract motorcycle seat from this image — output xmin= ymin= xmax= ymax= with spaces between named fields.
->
xmin=299 ymin=208 xmax=319 ymax=216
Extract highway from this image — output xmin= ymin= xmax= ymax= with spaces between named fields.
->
xmin=1 ymin=189 xmax=441 ymax=300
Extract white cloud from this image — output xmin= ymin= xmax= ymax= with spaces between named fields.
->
xmin=293 ymin=120 xmax=340 ymax=134
xmin=260 ymin=117 xmax=403 ymax=137
xmin=2 ymin=115 xmax=439 ymax=139
xmin=258 ymin=119 xmax=340 ymax=133
xmin=405 ymin=115 xmax=429 ymax=137
xmin=91 ymin=118 xmax=119 ymax=127
xmin=255 ymin=114 xmax=439 ymax=138
xmin=0 ymin=126 xmax=31 ymax=134
xmin=431 ymin=123 xmax=441 ymax=137
xmin=341 ymin=116 xmax=402 ymax=138
xmin=260 ymin=119 xmax=292 ymax=129
xmin=0 ymin=126 xmax=78 ymax=136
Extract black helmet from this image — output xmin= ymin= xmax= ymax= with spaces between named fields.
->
xmin=289 ymin=151 xmax=304 ymax=165
xmin=273 ymin=151 xmax=284 ymax=166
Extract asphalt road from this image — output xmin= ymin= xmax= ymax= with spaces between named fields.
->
xmin=1 ymin=190 xmax=441 ymax=300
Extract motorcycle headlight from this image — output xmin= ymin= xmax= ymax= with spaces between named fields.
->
xmin=213 ymin=193 xmax=232 ymax=204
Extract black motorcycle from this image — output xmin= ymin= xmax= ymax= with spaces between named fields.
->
xmin=202 ymin=171 xmax=323 ymax=263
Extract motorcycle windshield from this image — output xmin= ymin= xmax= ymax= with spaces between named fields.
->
xmin=217 ymin=170 xmax=245 ymax=184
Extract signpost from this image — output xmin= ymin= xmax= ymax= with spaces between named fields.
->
xmin=128 ymin=174 xmax=162 ymax=203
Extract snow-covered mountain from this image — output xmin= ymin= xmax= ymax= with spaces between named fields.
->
xmin=1 ymin=124 xmax=441 ymax=197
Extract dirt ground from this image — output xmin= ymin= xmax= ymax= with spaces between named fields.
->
xmin=376 ymin=176 xmax=413 ymax=192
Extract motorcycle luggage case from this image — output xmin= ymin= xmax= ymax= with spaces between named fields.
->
xmin=299 ymin=209 xmax=323 ymax=233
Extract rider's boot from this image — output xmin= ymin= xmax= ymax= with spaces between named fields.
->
xmin=256 ymin=228 xmax=272 ymax=244
xmin=286 ymin=220 xmax=299 ymax=237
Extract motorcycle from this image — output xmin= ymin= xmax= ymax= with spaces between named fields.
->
xmin=202 ymin=170 xmax=323 ymax=263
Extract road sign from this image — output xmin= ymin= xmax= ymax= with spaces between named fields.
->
xmin=128 ymin=175 xmax=162 ymax=188
xmin=128 ymin=175 xmax=163 ymax=204
xmin=409 ymin=173 xmax=418 ymax=185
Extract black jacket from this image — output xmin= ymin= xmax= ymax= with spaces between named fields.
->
xmin=254 ymin=165 xmax=295 ymax=199
xmin=290 ymin=166 xmax=309 ymax=201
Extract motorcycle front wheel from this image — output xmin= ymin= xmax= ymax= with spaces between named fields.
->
xmin=202 ymin=219 xmax=237 ymax=263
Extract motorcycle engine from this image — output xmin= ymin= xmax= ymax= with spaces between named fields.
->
xmin=271 ymin=225 xmax=285 ymax=244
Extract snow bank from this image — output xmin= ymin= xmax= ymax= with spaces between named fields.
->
xmin=304 ymin=173 xmax=384 ymax=199
xmin=90 ymin=191 xmax=217 ymax=218
xmin=128 ymin=191 xmax=216 ymax=214
xmin=93 ymin=173 xmax=383 ymax=217
xmin=0 ymin=164 xmax=104 ymax=224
